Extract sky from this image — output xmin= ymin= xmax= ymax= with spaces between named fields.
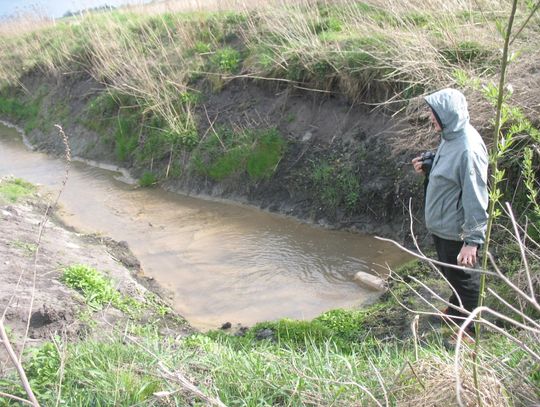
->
xmin=0 ymin=0 xmax=148 ymax=19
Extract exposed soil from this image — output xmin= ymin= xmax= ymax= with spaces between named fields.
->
xmin=0 ymin=184 xmax=192 ymax=376
xmin=180 ymin=80 xmax=419 ymax=237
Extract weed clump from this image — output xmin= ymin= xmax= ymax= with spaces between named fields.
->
xmin=138 ymin=171 xmax=157 ymax=187
xmin=211 ymin=47 xmax=242 ymax=73
xmin=192 ymin=127 xmax=286 ymax=182
xmin=61 ymin=264 xmax=139 ymax=313
xmin=310 ymin=160 xmax=360 ymax=212
xmin=0 ymin=177 xmax=36 ymax=203
xmin=24 ymin=343 xmax=60 ymax=403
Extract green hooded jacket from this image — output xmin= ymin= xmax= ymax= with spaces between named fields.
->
xmin=424 ymin=88 xmax=488 ymax=245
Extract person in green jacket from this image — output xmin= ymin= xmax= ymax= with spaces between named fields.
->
xmin=412 ymin=88 xmax=488 ymax=334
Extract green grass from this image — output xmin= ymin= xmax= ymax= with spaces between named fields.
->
xmin=208 ymin=145 xmax=249 ymax=180
xmin=223 ymin=307 xmax=380 ymax=354
xmin=60 ymin=264 xmax=179 ymax=321
xmin=138 ymin=171 xmax=158 ymax=187
xmin=440 ymin=40 xmax=493 ymax=65
xmin=23 ymin=342 xmax=61 ymax=403
xmin=0 ymin=178 xmax=36 ymax=203
xmin=2 ymin=335 xmax=166 ymax=406
xmin=246 ymin=129 xmax=286 ymax=180
xmin=210 ymin=47 xmax=242 ymax=73
xmin=11 ymin=240 xmax=38 ymax=256
xmin=309 ymin=160 xmax=360 ymax=212
xmin=84 ymin=92 xmax=123 ymax=132
xmin=0 ymin=85 xmax=72 ymax=134
xmin=5 ymin=319 xmax=535 ymax=406
xmin=0 ymin=0 xmax=506 ymax=108
xmin=83 ymin=89 xmax=201 ymax=165
xmin=0 ymin=1 xmax=510 ymax=193
xmin=61 ymin=264 xmax=140 ymax=313
xmin=1 ymin=257 xmax=538 ymax=405
xmin=85 ymin=92 xmax=147 ymax=162
xmin=192 ymin=127 xmax=286 ymax=182
xmin=183 ymin=334 xmax=403 ymax=406
xmin=0 ymin=96 xmax=41 ymax=133
xmin=114 ymin=114 xmax=139 ymax=162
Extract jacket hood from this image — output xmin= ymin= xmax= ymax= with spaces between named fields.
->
xmin=425 ymin=88 xmax=469 ymax=138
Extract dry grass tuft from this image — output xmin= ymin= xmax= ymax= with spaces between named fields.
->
xmin=396 ymin=355 xmax=509 ymax=407
xmin=0 ymin=0 xmax=538 ymax=155
xmin=0 ymin=9 xmax=52 ymax=38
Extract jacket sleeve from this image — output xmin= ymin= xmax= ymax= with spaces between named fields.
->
xmin=459 ymin=150 xmax=489 ymax=245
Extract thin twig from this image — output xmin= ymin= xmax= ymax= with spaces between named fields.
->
xmin=406 ymin=360 xmax=425 ymax=391
xmin=158 ymin=362 xmax=228 ymax=407
xmin=1 ymin=262 xmax=26 ymax=321
xmin=369 ymin=360 xmax=389 ymax=407
xmin=0 ymin=321 xmax=39 ymax=406
xmin=509 ymin=0 xmax=540 ymax=45
xmin=203 ymin=104 xmax=226 ymax=151
xmin=411 ymin=315 xmax=420 ymax=362
xmin=286 ymin=350 xmax=384 ymax=407
xmin=487 ymin=288 xmax=540 ymax=329
xmin=0 ymin=391 xmax=35 ymax=406
xmin=19 ymin=125 xmax=71 ymax=361
xmin=487 ymin=252 xmax=540 ymax=311
xmin=53 ymin=334 xmax=66 ymax=407
xmin=375 ymin=236 xmax=497 ymax=277
xmin=408 ymin=198 xmax=427 ymax=259
xmin=506 ymin=202 xmax=536 ymax=301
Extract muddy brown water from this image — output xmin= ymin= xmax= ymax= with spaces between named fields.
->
xmin=0 ymin=123 xmax=410 ymax=330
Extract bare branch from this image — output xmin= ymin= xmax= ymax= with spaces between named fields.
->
xmin=509 ymin=0 xmax=540 ymax=45
xmin=0 ymin=321 xmax=40 ymax=406
xmin=408 ymin=198 xmax=428 ymax=259
xmin=487 ymin=252 xmax=540 ymax=311
xmin=0 ymin=391 xmax=35 ymax=406
xmin=506 ymin=202 xmax=536 ymax=301
xmin=487 ymin=288 xmax=540 ymax=329
xmin=375 ymin=236 xmax=498 ymax=277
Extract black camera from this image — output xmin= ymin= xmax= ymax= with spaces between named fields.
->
xmin=420 ymin=151 xmax=435 ymax=174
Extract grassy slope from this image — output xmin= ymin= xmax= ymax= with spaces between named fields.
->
xmin=0 ymin=0 xmax=514 ymax=170
xmin=1 ymin=256 xmax=538 ymax=406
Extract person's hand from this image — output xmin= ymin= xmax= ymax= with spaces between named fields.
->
xmin=457 ymin=244 xmax=478 ymax=267
xmin=412 ymin=156 xmax=424 ymax=174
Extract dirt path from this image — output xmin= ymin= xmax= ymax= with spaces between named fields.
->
xmin=0 ymin=178 xmax=192 ymax=376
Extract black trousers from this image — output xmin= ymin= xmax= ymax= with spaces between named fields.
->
xmin=433 ymin=235 xmax=481 ymax=318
